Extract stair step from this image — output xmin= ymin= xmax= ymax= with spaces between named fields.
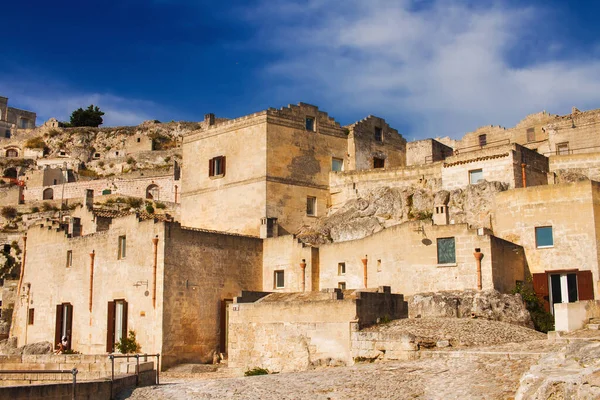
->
xmin=587 ymin=324 xmax=600 ymax=330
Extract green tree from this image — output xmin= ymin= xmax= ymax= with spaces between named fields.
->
xmin=69 ymin=105 xmax=105 ymax=127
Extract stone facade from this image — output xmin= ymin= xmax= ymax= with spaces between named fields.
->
xmin=0 ymin=96 xmax=36 ymax=131
xmin=406 ymin=139 xmax=453 ymax=166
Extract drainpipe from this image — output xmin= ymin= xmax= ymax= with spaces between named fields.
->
xmin=299 ymin=259 xmax=306 ymax=292
xmin=174 ymin=185 xmax=178 ymax=204
xmin=361 ymin=255 xmax=368 ymax=289
xmin=521 ymin=163 xmax=527 ymax=188
xmin=474 ymin=248 xmax=484 ymax=290
xmin=89 ymin=250 xmax=95 ymax=312
xmin=152 ymin=236 xmax=159 ymax=308
xmin=17 ymin=236 xmax=27 ymax=297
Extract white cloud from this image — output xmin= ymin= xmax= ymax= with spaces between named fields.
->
xmin=0 ymin=78 xmax=161 ymax=127
xmin=247 ymin=0 xmax=600 ymax=139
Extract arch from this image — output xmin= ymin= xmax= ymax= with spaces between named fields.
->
xmin=43 ymin=188 xmax=54 ymax=200
xmin=3 ymin=167 xmax=17 ymax=179
xmin=146 ymin=184 xmax=159 ymax=200
xmin=5 ymin=148 xmax=18 ymax=158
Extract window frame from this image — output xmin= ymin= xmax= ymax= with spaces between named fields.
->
xmin=556 ymin=142 xmax=569 ymax=155
xmin=306 ymin=196 xmax=317 ymax=217
xmin=305 ymin=116 xmax=315 ymax=132
xmin=66 ymin=250 xmax=73 ymax=268
xmin=331 ymin=157 xmax=344 ymax=172
xmin=28 ymin=308 xmax=35 ymax=325
xmin=274 ymin=270 xmax=285 ymax=289
xmin=535 ymin=226 xmax=554 ymax=248
xmin=338 ymin=262 xmax=346 ymax=276
xmin=209 ymin=156 xmax=226 ymax=178
xmin=338 ymin=282 xmax=346 ymax=290
xmin=478 ymin=134 xmax=487 ymax=147
xmin=374 ymin=127 xmax=383 ymax=142
xmin=437 ymin=237 xmax=456 ymax=265
xmin=118 ymin=235 xmax=127 ymax=259
xmin=373 ymin=157 xmax=385 ymax=169
xmin=469 ymin=169 xmax=483 ymax=185
xmin=526 ymin=127 xmax=535 ymax=142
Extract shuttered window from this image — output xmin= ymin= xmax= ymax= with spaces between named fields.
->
xmin=209 ymin=156 xmax=226 ymax=177
xmin=437 ymin=237 xmax=456 ymax=264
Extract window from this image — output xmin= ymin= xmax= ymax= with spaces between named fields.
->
xmin=137 ymin=138 xmax=141 ymax=143
xmin=373 ymin=158 xmax=385 ymax=169
xmin=307 ymin=196 xmax=317 ymax=216
xmin=94 ymin=153 xmax=101 ymax=159
xmin=66 ymin=250 xmax=72 ymax=268
xmin=305 ymin=117 xmax=315 ymax=131
xmin=4 ymin=130 xmax=10 ymax=138
xmin=106 ymin=300 xmax=127 ymax=353
xmin=338 ymin=282 xmax=346 ymax=290
xmin=479 ymin=134 xmax=487 ymax=147
xmin=274 ymin=270 xmax=285 ymax=289
xmin=437 ymin=237 xmax=456 ymax=264
xmin=28 ymin=308 xmax=35 ymax=325
xmin=535 ymin=226 xmax=553 ymax=248
xmin=118 ymin=235 xmax=126 ymax=259
xmin=338 ymin=262 xmax=346 ymax=275
xmin=526 ymin=127 xmax=535 ymax=142
xmin=377 ymin=259 xmax=382 ymax=272
xmin=6 ymin=149 xmax=18 ymax=158
xmin=469 ymin=169 xmax=483 ymax=185
xmin=332 ymin=157 xmax=344 ymax=172
xmin=556 ymin=142 xmax=569 ymax=155
xmin=19 ymin=118 xmax=29 ymax=129
xmin=209 ymin=156 xmax=226 ymax=177
xmin=374 ymin=127 xmax=383 ymax=142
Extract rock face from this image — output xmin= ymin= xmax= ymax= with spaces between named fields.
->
xmin=406 ymin=289 xmax=534 ymax=329
xmin=0 ymin=338 xmax=53 ymax=355
xmin=516 ymin=341 xmax=600 ymax=399
xmin=296 ymin=180 xmax=508 ymax=245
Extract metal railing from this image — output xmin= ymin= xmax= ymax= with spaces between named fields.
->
xmin=543 ymin=145 xmax=600 ymax=156
xmin=108 ymin=353 xmax=160 ymax=398
xmin=454 ymin=138 xmax=511 ymax=155
xmin=0 ymin=368 xmax=78 ymax=399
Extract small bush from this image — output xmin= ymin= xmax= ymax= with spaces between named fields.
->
xmin=24 ymin=136 xmax=47 ymax=149
xmin=1 ymin=206 xmax=17 ymax=220
xmin=125 ymin=197 xmax=144 ymax=209
xmin=164 ymin=156 xmax=171 ymax=163
xmin=46 ymin=129 xmax=61 ymax=138
xmin=115 ymin=330 xmax=141 ymax=354
xmin=78 ymin=168 xmax=99 ymax=178
xmin=42 ymin=202 xmax=57 ymax=212
xmin=30 ymin=207 xmax=40 ymax=213
xmin=155 ymin=202 xmax=166 ymax=209
xmin=145 ymin=204 xmax=155 ymax=214
xmin=244 ymin=367 xmax=269 ymax=376
xmin=512 ymin=278 xmax=555 ymax=333
xmin=126 ymin=157 xmax=136 ymax=165
xmin=98 ymin=161 xmax=105 ymax=168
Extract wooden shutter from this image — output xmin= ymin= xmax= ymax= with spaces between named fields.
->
xmin=122 ymin=300 xmax=128 ymax=341
xmin=106 ymin=301 xmax=115 ymax=353
xmin=577 ymin=270 xmax=595 ymax=301
xmin=209 ymin=158 xmax=214 ymax=176
xmin=55 ymin=304 xmax=63 ymax=349
xmin=65 ymin=304 xmax=73 ymax=350
xmin=221 ymin=156 xmax=226 ymax=176
xmin=532 ymin=273 xmax=550 ymax=312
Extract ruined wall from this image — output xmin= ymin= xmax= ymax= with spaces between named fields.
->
xmin=548 ymin=152 xmax=600 ymax=182
xmin=346 ymin=116 xmax=406 ymax=170
xmin=162 ymin=224 xmax=263 ymax=368
xmin=262 ymin=235 xmax=315 ymax=292
xmin=546 ymin=109 xmax=600 ymax=155
xmin=494 ymin=182 xmax=600 ymax=298
xmin=318 ymin=221 xmax=505 ymax=295
xmin=406 ymin=139 xmax=453 ymax=166
xmin=181 ymin=114 xmax=268 ymax=236
xmin=329 ymin=163 xmax=442 ymax=211
xmin=228 ymin=294 xmax=357 ymax=372
xmin=10 ymin=215 xmax=167 ymax=356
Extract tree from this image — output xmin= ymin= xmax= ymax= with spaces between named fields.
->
xmin=69 ymin=105 xmax=105 ymax=127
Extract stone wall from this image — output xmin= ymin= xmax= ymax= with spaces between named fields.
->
xmin=406 ymin=139 xmax=453 ymax=166
xmin=161 ymin=224 xmax=263 ymax=368
xmin=317 ymin=221 xmax=525 ymax=295
xmin=494 ymin=181 xmax=600 ymax=298
xmin=548 ymin=152 xmax=600 ymax=182
xmin=346 ymin=115 xmax=406 ymax=170
xmin=545 ymin=108 xmax=600 ymax=155
xmin=262 ymin=235 xmax=316 ymax=292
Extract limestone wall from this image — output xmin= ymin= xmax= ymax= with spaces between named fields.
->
xmin=346 ymin=116 xmax=406 ymax=170
xmin=329 ymin=163 xmax=442 ymax=210
xmin=546 ymin=109 xmax=600 ymax=155
xmin=317 ymin=221 xmax=512 ymax=295
xmin=161 ymin=224 xmax=263 ymax=368
xmin=262 ymin=235 xmax=316 ymax=292
xmin=493 ymin=181 xmax=600 ymax=298
xmin=548 ymin=152 xmax=600 ymax=182
xmin=406 ymin=139 xmax=453 ymax=166
xmin=10 ymin=215 xmax=167 ymax=356
xmin=490 ymin=237 xmax=528 ymax=293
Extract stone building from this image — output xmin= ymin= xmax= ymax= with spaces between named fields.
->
xmin=10 ymin=201 xmax=263 ymax=368
xmin=0 ymin=96 xmax=36 ymax=138
xmin=181 ymin=103 xmax=407 ymax=237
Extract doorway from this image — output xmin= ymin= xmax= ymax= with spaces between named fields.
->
xmin=549 ymin=273 xmax=578 ymax=313
xmin=106 ymin=299 xmax=128 ymax=352
xmin=220 ymin=299 xmax=232 ymax=357
xmin=54 ymin=303 xmax=73 ymax=350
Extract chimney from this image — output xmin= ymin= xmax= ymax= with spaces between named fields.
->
xmin=85 ymin=189 xmax=94 ymax=209
xmin=204 ymin=113 xmax=215 ymax=126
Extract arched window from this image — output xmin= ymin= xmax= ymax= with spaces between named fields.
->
xmin=43 ymin=188 xmax=54 ymax=200
xmin=5 ymin=149 xmax=18 ymax=158
xmin=146 ymin=184 xmax=159 ymax=200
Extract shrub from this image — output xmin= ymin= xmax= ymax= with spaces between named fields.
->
xmin=24 ymin=136 xmax=47 ymax=149
xmin=98 ymin=161 xmax=105 ymax=168
xmin=145 ymin=204 xmax=155 ymax=214
xmin=512 ymin=278 xmax=555 ymax=333
xmin=42 ymin=202 xmax=57 ymax=212
xmin=115 ymin=330 xmax=141 ymax=354
xmin=155 ymin=202 xmax=166 ymax=209
xmin=1 ymin=206 xmax=17 ymax=220
xmin=244 ymin=367 xmax=269 ymax=376
xmin=78 ymin=168 xmax=99 ymax=178
xmin=125 ymin=197 xmax=144 ymax=209
xmin=30 ymin=206 xmax=40 ymax=213
xmin=46 ymin=129 xmax=61 ymax=138
xmin=126 ymin=157 xmax=136 ymax=165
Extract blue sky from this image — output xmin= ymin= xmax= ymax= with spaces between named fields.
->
xmin=2 ymin=0 xmax=600 ymax=139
